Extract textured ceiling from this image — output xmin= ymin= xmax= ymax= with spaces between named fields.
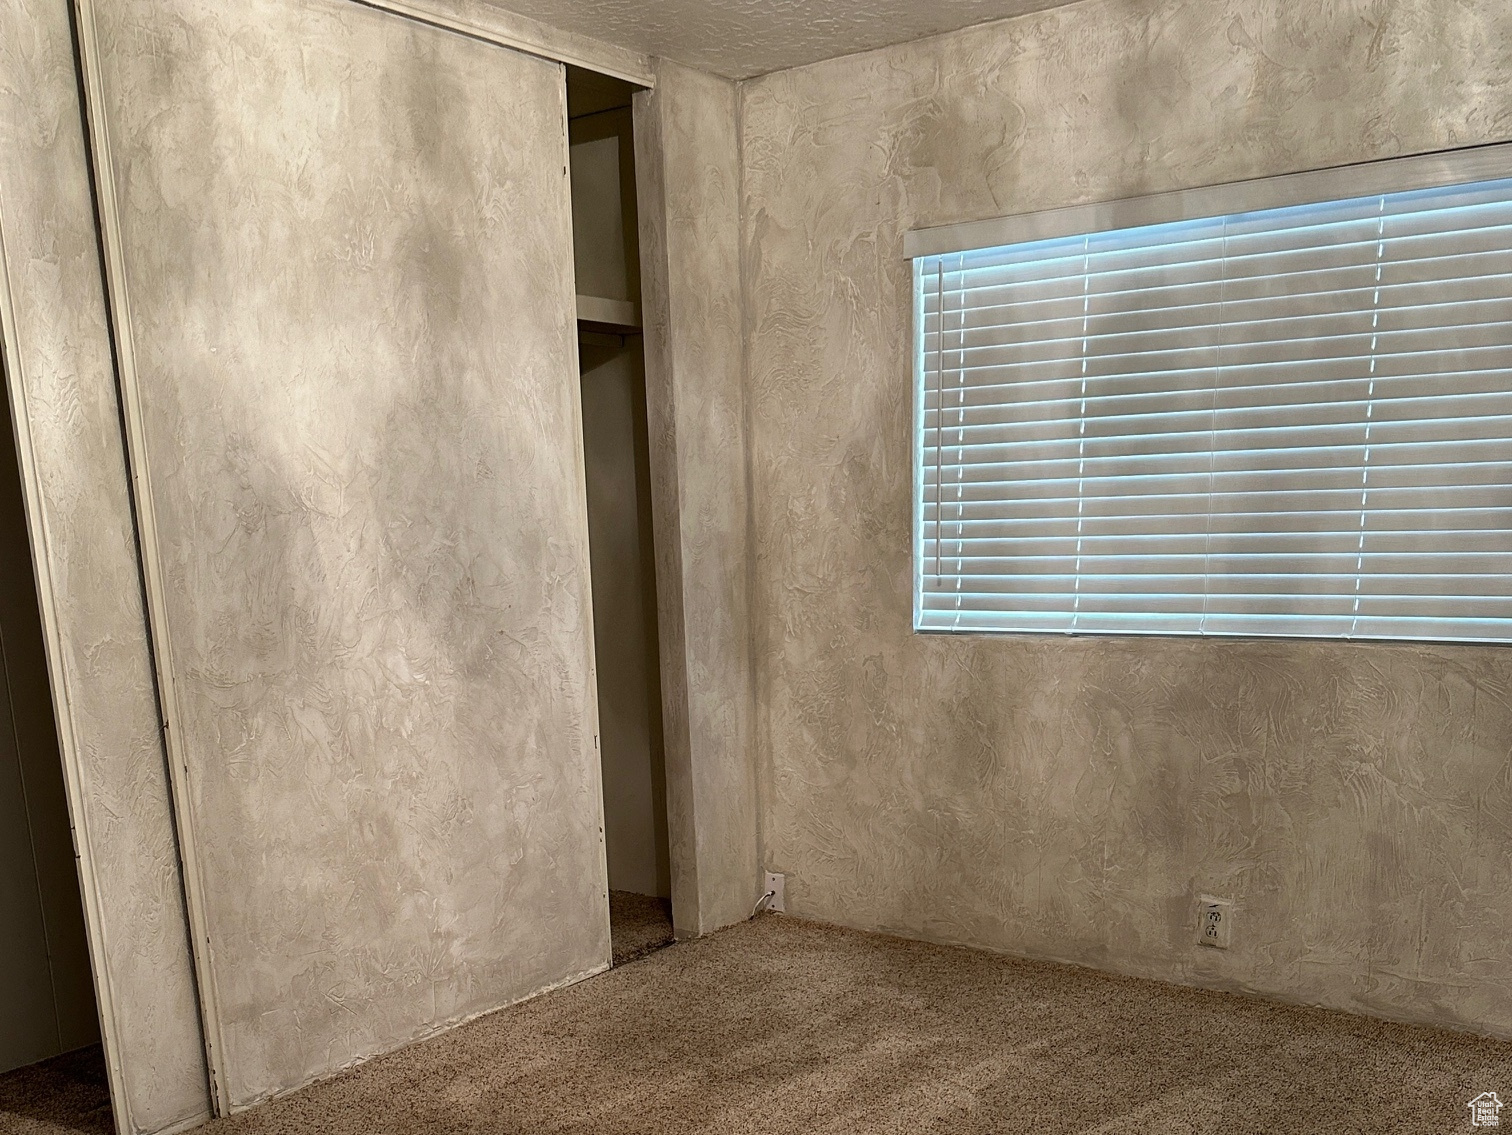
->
xmin=485 ymin=0 xmax=1078 ymax=80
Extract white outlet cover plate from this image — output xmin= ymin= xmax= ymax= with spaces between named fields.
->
xmin=1198 ymin=895 xmax=1233 ymax=949
xmin=764 ymin=872 xmax=785 ymax=914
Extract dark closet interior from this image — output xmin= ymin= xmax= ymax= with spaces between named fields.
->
xmin=566 ymin=65 xmax=675 ymax=963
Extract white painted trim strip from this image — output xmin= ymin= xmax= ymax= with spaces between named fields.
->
xmin=71 ymin=0 xmax=233 ymax=1116
xmin=350 ymin=0 xmax=654 ymax=86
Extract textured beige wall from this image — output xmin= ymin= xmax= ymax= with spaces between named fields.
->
xmin=87 ymin=0 xmax=609 ymax=1108
xmin=741 ymin=0 xmax=1512 ymax=1036
xmin=0 ymin=0 xmax=209 ymax=1129
xmin=635 ymin=58 xmax=762 ymax=936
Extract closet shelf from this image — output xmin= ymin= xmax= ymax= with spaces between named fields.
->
xmin=576 ymin=294 xmax=641 ymax=333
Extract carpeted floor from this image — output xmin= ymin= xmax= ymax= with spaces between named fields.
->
xmin=0 ymin=1047 xmax=114 ymax=1135
xmin=609 ymin=891 xmax=674 ymax=966
xmin=5 ymin=917 xmax=1508 ymax=1134
xmin=177 ymin=915 xmax=1509 ymax=1135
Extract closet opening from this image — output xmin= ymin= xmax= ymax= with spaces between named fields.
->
xmin=566 ymin=65 xmax=674 ymax=966
xmin=0 ymin=361 xmax=112 ymax=1132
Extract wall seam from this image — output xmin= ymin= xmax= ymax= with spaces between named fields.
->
xmin=733 ymin=76 xmax=768 ymax=892
xmin=68 ymin=0 xmax=228 ymax=1114
xmin=63 ymin=8 xmax=214 ymax=1117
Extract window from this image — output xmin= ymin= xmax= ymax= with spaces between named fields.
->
xmin=910 ymin=147 xmax=1512 ymax=643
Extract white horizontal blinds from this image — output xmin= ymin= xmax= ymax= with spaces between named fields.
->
xmin=916 ymin=173 xmax=1512 ymax=642
xmin=919 ymin=218 xmax=1229 ymax=633
xmin=1353 ymin=180 xmax=1512 ymax=640
xmin=1069 ymin=217 xmax=1227 ymax=634
xmin=1201 ymin=195 xmax=1386 ymax=637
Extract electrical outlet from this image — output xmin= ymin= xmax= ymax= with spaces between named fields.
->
xmin=763 ymin=872 xmax=786 ymax=914
xmin=1198 ymin=895 xmax=1233 ymax=949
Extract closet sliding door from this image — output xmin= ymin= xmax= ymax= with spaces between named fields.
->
xmin=78 ymin=0 xmax=607 ymax=1110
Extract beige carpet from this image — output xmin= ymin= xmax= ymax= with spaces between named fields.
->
xmin=609 ymin=891 xmax=675 ymax=966
xmin=186 ymin=915 xmax=1509 ymax=1135
xmin=0 ymin=1047 xmax=113 ymax=1135
xmin=6 ymin=917 xmax=1509 ymax=1134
